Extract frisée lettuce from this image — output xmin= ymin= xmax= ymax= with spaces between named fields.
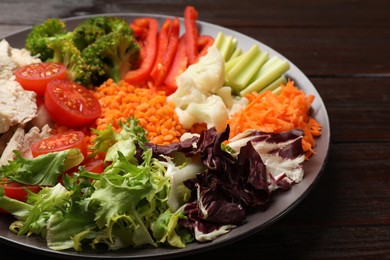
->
xmin=0 ymin=118 xmax=307 ymax=251
xmin=0 ymin=118 xmax=192 ymax=251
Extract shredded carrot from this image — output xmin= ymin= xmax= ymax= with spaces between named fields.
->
xmin=228 ymin=80 xmax=322 ymax=159
xmin=89 ymin=78 xmax=186 ymax=145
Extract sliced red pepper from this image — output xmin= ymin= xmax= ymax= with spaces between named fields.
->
xmin=150 ymin=17 xmax=180 ymax=86
xmin=197 ymin=35 xmax=214 ymax=60
xmin=184 ymin=5 xmax=199 ymax=65
xmin=153 ymin=18 xmax=171 ymax=77
xmin=163 ymin=35 xmax=188 ymax=91
xmin=130 ymin=23 xmax=148 ymax=39
xmin=124 ymin=18 xmax=158 ymax=85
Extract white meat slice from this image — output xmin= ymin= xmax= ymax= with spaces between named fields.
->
xmin=0 ymin=112 xmax=12 ymax=133
xmin=0 ymin=126 xmax=25 ymax=166
xmin=0 ymin=40 xmax=18 ymax=80
xmin=10 ymin=47 xmax=41 ymax=67
xmin=0 ymin=39 xmax=40 ymax=79
xmin=0 ymin=79 xmax=37 ymax=134
xmin=0 ymin=125 xmax=18 ymax=155
xmin=20 ymin=124 xmax=52 ymax=158
xmin=0 ymin=124 xmax=52 ymax=165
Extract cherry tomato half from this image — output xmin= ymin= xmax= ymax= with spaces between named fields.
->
xmin=31 ymin=130 xmax=88 ymax=158
xmin=0 ymin=180 xmax=41 ymax=214
xmin=82 ymin=158 xmax=105 ymax=174
xmin=14 ymin=62 xmax=67 ymax=96
xmin=58 ymin=157 xmax=105 ymax=184
xmin=44 ymin=79 xmax=101 ymax=127
xmin=3 ymin=181 xmax=41 ymax=202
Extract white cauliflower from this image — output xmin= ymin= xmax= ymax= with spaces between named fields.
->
xmin=175 ymin=95 xmax=229 ymax=132
xmin=175 ymin=45 xmax=225 ymax=94
xmin=168 ymin=46 xmax=230 ymax=131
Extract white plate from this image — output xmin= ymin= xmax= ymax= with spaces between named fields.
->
xmin=0 ymin=13 xmax=330 ymax=259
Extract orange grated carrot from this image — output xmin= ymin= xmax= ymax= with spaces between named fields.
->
xmin=228 ymin=80 xmax=322 ymax=159
xmin=90 ymin=78 xmax=186 ymax=146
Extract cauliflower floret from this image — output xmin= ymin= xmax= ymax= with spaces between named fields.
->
xmin=176 ymin=95 xmax=229 ymax=132
xmin=175 ymin=45 xmax=225 ymax=94
xmin=168 ymin=46 xmax=232 ymax=131
xmin=168 ymin=86 xmax=208 ymax=108
xmin=167 ymin=45 xmax=250 ymax=132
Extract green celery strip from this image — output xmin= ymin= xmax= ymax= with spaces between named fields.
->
xmin=258 ymin=75 xmax=287 ymax=94
xmin=228 ymin=49 xmax=268 ymax=93
xmin=225 ymin=52 xmax=242 ymax=73
xmin=272 ymin=86 xmax=283 ymax=95
xmin=240 ymin=57 xmax=290 ymax=95
xmin=229 ymin=47 xmax=242 ymax=60
xmin=213 ymin=32 xmax=237 ymax=61
xmin=226 ymin=45 xmax=268 ymax=93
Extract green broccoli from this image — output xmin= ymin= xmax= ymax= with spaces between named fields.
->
xmin=48 ymin=38 xmax=92 ymax=86
xmin=24 ymin=16 xmax=140 ymax=88
xmin=25 ymin=18 xmax=69 ymax=61
xmin=82 ymin=27 xmax=140 ymax=84
xmin=72 ymin=16 xmax=113 ymax=51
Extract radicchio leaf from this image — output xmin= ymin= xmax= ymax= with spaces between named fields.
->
xmin=228 ymin=129 xmax=306 ymax=191
xmin=146 ymin=126 xmax=306 ymax=243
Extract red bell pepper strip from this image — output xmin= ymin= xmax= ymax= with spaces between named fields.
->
xmin=150 ymin=17 xmax=180 ymax=86
xmin=124 ymin=18 xmax=158 ymax=85
xmin=197 ymin=35 xmax=214 ymax=60
xmin=163 ymin=35 xmax=188 ymax=92
xmin=184 ymin=5 xmax=199 ymax=65
xmin=150 ymin=18 xmax=171 ymax=84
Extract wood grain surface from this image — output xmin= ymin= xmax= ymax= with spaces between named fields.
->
xmin=0 ymin=0 xmax=389 ymax=259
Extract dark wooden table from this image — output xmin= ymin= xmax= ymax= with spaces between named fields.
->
xmin=0 ymin=0 xmax=389 ymax=259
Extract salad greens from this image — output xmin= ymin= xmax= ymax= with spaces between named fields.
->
xmin=0 ymin=117 xmax=306 ymax=251
xmin=0 ymin=148 xmax=84 ymax=186
xmin=0 ymin=118 xmax=191 ymax=250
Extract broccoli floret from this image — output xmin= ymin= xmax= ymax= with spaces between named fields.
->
xmin=25 ymin=18 xmax=69 ymax=60
xmin=48 ymin=38 xmax=92 ymax=86
xmin=72 ymin=16 xmax=134 ymax=51
xmin=24 ymin=16 xmax=140 ymax=88
xmin=82 ymin=27 xmax=140 ymax=85
xmin=72 ymin=17 xmax=111 ymax=51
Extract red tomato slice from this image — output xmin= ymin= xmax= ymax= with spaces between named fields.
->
xmin=44 ymin=79 xmax=101 ymax=127
xmin=0 ymin=180 xmax=41 ymax=214
xmin=14 ymin=62 xmax=67 ymax=96
xmin=59 ymin=157 xmax=104 ymax=184
xmin=31 ymin=130 xmax=88 ymax=157
xmin=3 ymin=181 xmax=41 ymax=202
xmin=82 ymin=157 xmax=105 ymax=173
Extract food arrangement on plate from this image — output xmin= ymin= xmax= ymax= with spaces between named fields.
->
xmin=0 ymin=5 xmax=326 ymax=255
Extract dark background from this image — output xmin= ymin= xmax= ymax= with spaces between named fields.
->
xmin=0 ymin=0 xmax=389 ymax=259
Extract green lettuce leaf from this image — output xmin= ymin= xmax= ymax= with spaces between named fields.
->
xmin=0 ymin=148 xmax=84 ymax=186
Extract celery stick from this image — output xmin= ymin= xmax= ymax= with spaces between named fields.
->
xmin=229 ymin=50 xmax=268 ymax=92
xmin=225 ymin=53 xmax=242 ymax=73
xmin=272 ymin=86 xmax=283 ymax=95
xmin=226 ymin=45 xmax=263 ymax=93
xmin=254 ymin=56 xmax=280 ymax=75
xmin=213 ymin=32 xmax=237 ymax=61
xmin=240 ymin=58 xmax=290 ymax=95
xmin=258 ymin=75 xmax=287 ymax=94
xmin=229 ymin=47 xmax=242 ymax=60
xmin=213 ymin=32 xmax=225 ymax=49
